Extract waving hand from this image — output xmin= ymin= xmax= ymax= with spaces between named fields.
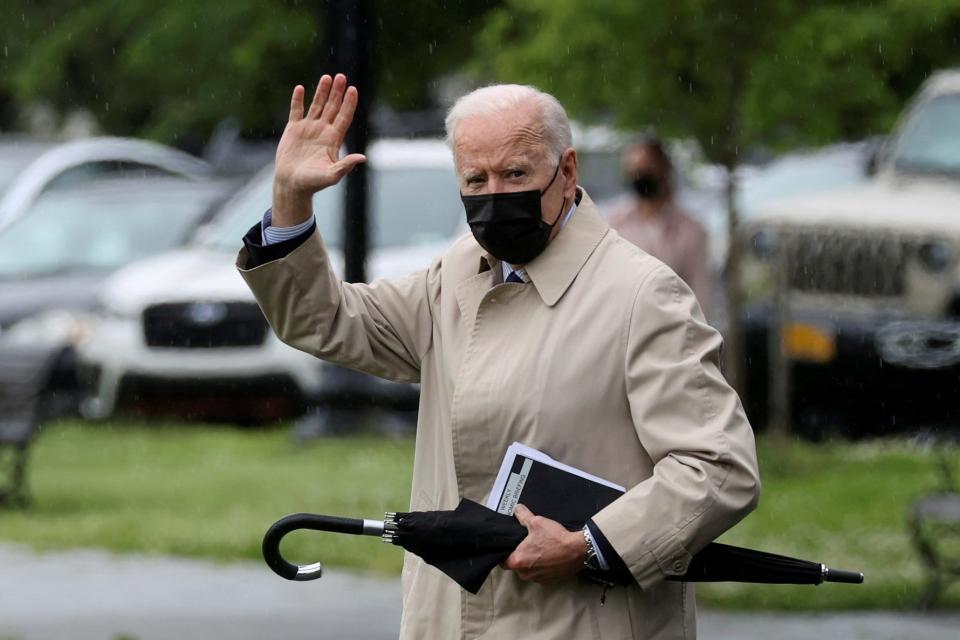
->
xmin=273 ymin=74 xmax=367 ymax=227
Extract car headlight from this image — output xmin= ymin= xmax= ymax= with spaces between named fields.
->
xmin=917 ymin=240 xmax=952 ymax=273
xmin=5 ymin=309 xmax=96 ymax=347
xmin=91 ymin=297 xmax=139 ymax=321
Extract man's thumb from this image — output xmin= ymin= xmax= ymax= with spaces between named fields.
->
xmin=514 ymin=503 xmax=535 ymax=527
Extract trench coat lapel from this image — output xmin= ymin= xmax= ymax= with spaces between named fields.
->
xmin=525 ymin=190 xmax=609 ymax=306
xmin=454 ymin=256 xmax=496 ymax=329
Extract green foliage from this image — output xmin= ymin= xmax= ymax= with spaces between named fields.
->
xmin=473 ymin=0 xmax=960 ymax=163
xmin=1 ymin=1 xmax=502 ymax=143
xmin=376 ymin=0 xmax=501 ymax=110
xmin=7 ymin=1 xmax=321 ymax=144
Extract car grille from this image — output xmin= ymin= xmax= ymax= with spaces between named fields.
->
xmin=143 ymin=302 xmax=269 ymax=348
xmin=782 ymin=230 xmax=910 ymax=297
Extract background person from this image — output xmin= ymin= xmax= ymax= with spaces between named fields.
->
xmin=607 ymin=137 xmax=713 ymax=318
xmin=237 ymin=75 xmax=759 ymax=639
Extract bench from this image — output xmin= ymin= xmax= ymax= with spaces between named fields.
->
xmin=0 ymin=340 xmax=61 ymax=507
xmin=908 ymin=450 xmax=960 ymax=608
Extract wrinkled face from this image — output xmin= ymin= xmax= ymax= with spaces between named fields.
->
xmin=452 ymin=101 xmax=578 ymax=235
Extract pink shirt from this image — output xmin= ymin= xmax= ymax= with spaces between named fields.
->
xmin=607 ymin=199 xmax=711 ymax=318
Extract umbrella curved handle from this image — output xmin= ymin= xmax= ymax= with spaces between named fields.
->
xmin=262 ymin=513 xmax=384 ymax=581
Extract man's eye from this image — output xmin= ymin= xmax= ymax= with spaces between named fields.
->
xmin=509 ymin=170 xmax=525 ymax=179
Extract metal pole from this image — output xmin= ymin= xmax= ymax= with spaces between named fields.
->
xmin=768 ymin=232 xmax=792 ymax=436
xmin=325 ymin=0 xmax=374 ymax=284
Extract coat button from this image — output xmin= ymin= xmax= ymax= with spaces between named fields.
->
xmin=672 ymin=559 xmax=686 ymax=573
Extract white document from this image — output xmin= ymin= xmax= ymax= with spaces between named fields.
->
xmin=485 ymin=442 xmax=626 ymax=515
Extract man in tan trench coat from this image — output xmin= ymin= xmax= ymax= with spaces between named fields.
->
xmin=237 ymin=74 xmax=760 ymax=639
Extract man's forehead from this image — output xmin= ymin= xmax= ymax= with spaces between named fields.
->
xmin=452 ymin=107 xmax=549 ymax=169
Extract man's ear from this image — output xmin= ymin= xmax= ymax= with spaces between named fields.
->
xmin=562 ymin=148 xmax=579 ymax=194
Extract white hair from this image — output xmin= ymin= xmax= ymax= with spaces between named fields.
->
xmin=444 ymin=84 xmax=573 ymax=159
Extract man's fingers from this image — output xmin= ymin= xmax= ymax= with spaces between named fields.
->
xmin=329 ymin=153 xmax=367 ymax=181
xmin=321 ymin=73 xmax=348 ymax=122
xmin=333 ymin=86 xmax=360 ymax=144
xmin=514 ymin=504 xmax=535 ymax=528
xmin=289 ymin=85 xmax=305 ymax=122
xmin=307 ymin=75 xmax=333 ymax=119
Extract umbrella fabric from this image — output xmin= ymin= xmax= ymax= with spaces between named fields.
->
xmin=385 ymin=500 xmax=862 ymax=593
xmin=669 ymin=542 xmax=822 ymax=584
xmin=387 ymin=498 xmax=527 ymax=594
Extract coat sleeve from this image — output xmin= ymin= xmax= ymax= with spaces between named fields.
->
xmin=236 ymin=226 xmax=436 ymax=384
xmin=590 ymin=264 xmax=760 ymax=590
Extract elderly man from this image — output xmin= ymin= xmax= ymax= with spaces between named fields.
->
xmin=237 ymin=74 xmax=760 ymax=639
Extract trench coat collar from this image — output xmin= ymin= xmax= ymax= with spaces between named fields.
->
xmin=484 ymin=188 xmax=609 ymax=307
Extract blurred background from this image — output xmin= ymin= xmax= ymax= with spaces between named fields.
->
xmin=2 ymin=1 xmax=960 ymax=638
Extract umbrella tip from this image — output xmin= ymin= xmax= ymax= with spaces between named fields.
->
xmin=824 ymin=567 xmax=864 ymax=584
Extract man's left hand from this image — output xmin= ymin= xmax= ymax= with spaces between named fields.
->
xmin=504 ymin=504 xmax=587 ymax=582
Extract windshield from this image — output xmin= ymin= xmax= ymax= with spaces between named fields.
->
xmin=0 ymin=181 xmax=219 ymax=278
xmin=0 ymin=147 xmax=45 ymax=195
xmin=891 ymin=93 xmax=960 ymax=175
xmin=203 ymin=165 xmax=462 ymax=251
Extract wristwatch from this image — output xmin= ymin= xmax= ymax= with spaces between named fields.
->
xmin=582 ymin=526 xmax=603 ymax=571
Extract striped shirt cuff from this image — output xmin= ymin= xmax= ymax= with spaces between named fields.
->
xmin=261 ymin=208 xmax=316 ymax=245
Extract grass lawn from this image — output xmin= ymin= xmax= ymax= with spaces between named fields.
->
xmin=2 ymin=420 xmax=958 ymax=610
xmin=0 ymin=420 xmax=414 ymax=575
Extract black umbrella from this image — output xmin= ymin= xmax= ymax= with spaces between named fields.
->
xmin=262 ymin=498 xmax=863 ymax=594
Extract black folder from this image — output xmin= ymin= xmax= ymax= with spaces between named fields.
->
xmin=486 ymin=443 xmax=626 ymax=529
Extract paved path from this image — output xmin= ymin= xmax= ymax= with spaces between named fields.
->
xmin=2 ymin=545 xmax=958 ymax=639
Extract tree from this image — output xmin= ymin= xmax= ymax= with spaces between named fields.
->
xmin=472 ymin=0 xmax=960 ymax=393
xmin=1 ymin=0 xmax=502 ymax=144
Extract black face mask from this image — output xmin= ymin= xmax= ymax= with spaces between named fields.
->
xmin=632 ymin=172 xmax=662 ymax=200
xmin=461 ymin=159 xmax=565 ymax=265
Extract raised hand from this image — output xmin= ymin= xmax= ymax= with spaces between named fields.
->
xmin=272 ymin=74 xmax=367 ymax=227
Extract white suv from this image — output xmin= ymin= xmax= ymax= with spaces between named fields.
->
xmin=79 ymin=139 xmax=464 ymax=421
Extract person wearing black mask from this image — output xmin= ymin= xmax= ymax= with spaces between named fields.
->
xmin=607 ymin=137 xmax=712 ymax=318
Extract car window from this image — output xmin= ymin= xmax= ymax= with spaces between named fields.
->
xmin=578 ymin=150 xmax=627 ymax=204
xmin=204 ymin=164 xmax=462 ymax=251
xmin=0 ymin=145 xmax=50 ymax=195
xmin=202 ymin=174 xmax=342 ymax=251
xmin=0 ymin=182 xmax=220 ymax=278
xmin=371 ymin=167 xmax=462 ymax=248
xmin=892 ymin=93 xmax=960 ymax=175
xmin=0 ymin=156 xmax=29 ymax=195
xmin=43 ymin=161 xmax=182 ymax=192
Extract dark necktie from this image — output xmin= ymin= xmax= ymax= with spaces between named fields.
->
xmin=506 ymin=271 xmax=524 ymax=284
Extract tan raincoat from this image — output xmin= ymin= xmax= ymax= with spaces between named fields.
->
xmin=237 ymin=190 xmax=760 ymax=639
